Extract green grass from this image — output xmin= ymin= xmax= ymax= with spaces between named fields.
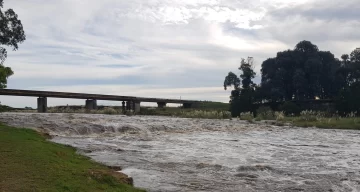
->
xmin=0 ymin=104 xmax=14 ymax=112
xmin=281 ymin=117 xmax=360 ymax=130
xmin=0 ymin=125 xmax=145 ymax=192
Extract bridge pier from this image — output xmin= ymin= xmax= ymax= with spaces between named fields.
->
xmin=126 ymin=101 xmax=131 ymax=111
xmin=134 ymin=101 xmax=141 ymax=113
xmin=123 ymin=101 xmax=140 ymax=113
xmin=157 ymin=102 xmax=166 ymax=108
xmin=37 ymin=97 xmax=47 ymax=113
xmin=122 ymin=101 xmax=126 ymax=113
xmin=85 ymin=99 xmax=97 ymax=110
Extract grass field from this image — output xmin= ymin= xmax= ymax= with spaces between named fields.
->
xmin=0 ymin=124 xmax=145 ymax=192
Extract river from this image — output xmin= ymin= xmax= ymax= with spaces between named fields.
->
xmin=1 ymin=113 xmax=360 ymax=192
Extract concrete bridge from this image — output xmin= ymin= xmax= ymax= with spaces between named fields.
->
xmin=0 ymin=89 xmax=201 ymax=113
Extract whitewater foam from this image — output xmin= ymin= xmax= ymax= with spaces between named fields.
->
xmin=1 ymin=112 xmax=360 ymax=192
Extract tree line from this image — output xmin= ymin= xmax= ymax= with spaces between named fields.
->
xmin=224 ymin=40 xmax=360 ymax=117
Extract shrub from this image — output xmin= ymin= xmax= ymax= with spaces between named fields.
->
xmin=140 ymin=108 xmax=231 ymax=119
xmin=279 ymin=101 xmax=301 ymax=116
xmin=102 ymin=107 xmax=118 ymax=115
xmin=275 ymin=111 xmax=285 ymax=121
xmin=299 ymin=110 xmax=324 ymax=121
xmin=139 ymin=108 xmax=158 ymax=115
xmin=48 ymin=107 xmax=86 ymax=114
xmin=346 ymin=111 xmax=358 ymax=118
xmin=0 ymin=104 xmax=13 ymax=112
xmin=178 ymin=110 xmax=231 ymax=119
xmin=256 ymin=106 xmax=275 ymax=120
xmin=239 ymin=112 xmax=254 ymax=121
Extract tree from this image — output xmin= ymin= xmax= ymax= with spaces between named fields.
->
xmin=335 ymin=48 xmax=360 ymax=114
xmin=0 ymin=0 xmax=26 ymax=88
xmin=224 ymin=57 xmax=257 ymax=117
xmin=336 ymin=81 xmax=360 ymax=115
xmin=239 ymin=57 xmax=256 ymax=89
xmin=223 ymin=72 xmax=240 ymax=91
xmin=0 ymin=64 xmax=13 ymax=88
xmin=260 ymin=41 xmax=340 ymax=102
xmin=223 ymin=41 xmax=360 ymax=116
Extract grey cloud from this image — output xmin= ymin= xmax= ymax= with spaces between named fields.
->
xmin=3 ymin=0 xmax=360 ymax=107
xmin=270 ymin=0 xmax=360 ymax=22
xmin=241 ymin=0 xmax=360 ymax=56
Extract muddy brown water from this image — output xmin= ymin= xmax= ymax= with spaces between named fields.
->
xmin=1 ymin=113 xmax=360 ymax=192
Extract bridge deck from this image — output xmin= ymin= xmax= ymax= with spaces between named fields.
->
xmin=0 ymin=89 xmax=199 ymax=104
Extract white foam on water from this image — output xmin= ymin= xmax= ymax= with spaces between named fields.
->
xmin=1 ymin=112 xmax=360 ymax=192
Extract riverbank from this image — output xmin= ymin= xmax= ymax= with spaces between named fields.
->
xmin=0 ymin=124 xmax=145 ymax=192
xmin=239 ymin=109 xmax=360 ymax=130
xmin=279 ymin=117 xmax=360 ymax=130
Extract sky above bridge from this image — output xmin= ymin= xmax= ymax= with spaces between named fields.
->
xmin=1 ymin=0 xmax=359 ymax=107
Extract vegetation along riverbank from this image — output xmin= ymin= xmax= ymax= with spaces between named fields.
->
xmin=0 ymin=124 xmax=145 ymax=192
xmin=239 ymin=107 xmax=360 ymax=130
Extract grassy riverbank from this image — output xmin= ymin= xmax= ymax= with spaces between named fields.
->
xmin=0 ymin=124 xmax=145 ymax=192
xmin=239 ymin=109 xmax=360 ymax=130
xmin=280 ymin=117 xmax=360 ymax=130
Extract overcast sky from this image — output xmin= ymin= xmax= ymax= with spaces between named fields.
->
xmin=1 ymin=0 xmax=359 ymax=107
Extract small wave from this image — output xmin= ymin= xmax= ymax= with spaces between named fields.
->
xmin=234 ymin=173 xmax=259 ymax=179
xmin=237 ymin=165 xmax=273 ymax=172
xmin=196 ymin=163 xmax=224 ymax=171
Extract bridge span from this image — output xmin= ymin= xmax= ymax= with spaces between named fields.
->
xmin=0 ymin=89 xmax=200 ymax=113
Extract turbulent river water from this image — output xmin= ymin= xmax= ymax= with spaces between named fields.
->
xmin=1 ymin=113 xmax=360 ymax=192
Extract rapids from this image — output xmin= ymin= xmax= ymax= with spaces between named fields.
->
xmin=1 ymin=112 xmax=360 ymax=192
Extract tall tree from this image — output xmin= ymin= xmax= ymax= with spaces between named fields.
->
xmin=0 ymin=0 xmax=26 ymax=88
xmin=260 ymin=41 xmax=339 ymax=102
xmin=224 ymin=57 xmax=256 ymax=116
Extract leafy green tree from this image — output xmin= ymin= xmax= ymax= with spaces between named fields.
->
xmin=239 ymin=57 xmax=256 ymax=89
xmin=261 ymin=41 xmax=340 ymax=102
xmin=224 ymin=41 xmax=360 ymax=116
xmin=223 ymin=72 xmax=240 ymax=91
xmin=0 ymin=0 xmax=26 ymax=88
xmin=224 ymin=57 xmax=256 ymax=117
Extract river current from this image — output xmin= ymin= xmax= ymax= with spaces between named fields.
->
xmin=1 ymin=113 xmax=360 ymax=192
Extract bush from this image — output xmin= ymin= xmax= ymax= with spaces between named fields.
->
xmin=275 ymin=111 xmax=285 ymax=121
xmin=239 ymin=112 xmax=254 ymax=121
xmin=48 ymin=107 xmax=86 ymax=114
xmin=0 ymin=104 xmax=13 ymax=112
xmin=140 ymin=108 xmax=232 ymax=119
xmin=256 ymin=106 xmax=275 ymax=120
xmin=102 ymin=107 xmax=118 ymax=115
xmin=279 ymin=101 xmax=301 ymax=116
xmin=139 ymin=108 xmax=158 ymax=115
xmin=179 ymin=110 xmax=232 ymax=119
xmin=299 ymin=110 xmax=324 ymax=121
